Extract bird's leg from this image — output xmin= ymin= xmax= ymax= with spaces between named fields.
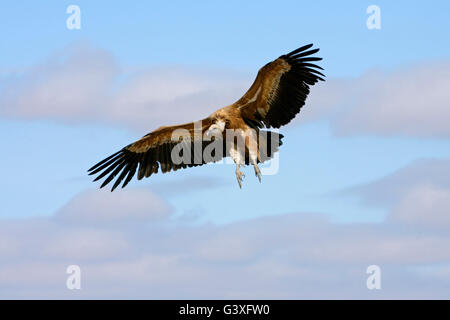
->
xmin=246 ymin=128 xmax=262 ymax=183
xmin=229 ymin=147 xmax=245 ymax=188
xmin=235 ymin=163 xmax=245 ymax=188
xmin=253 ymin=163 xmax=262 ymax=182
xmin=249 ymin=146 xmax=261 ymax=182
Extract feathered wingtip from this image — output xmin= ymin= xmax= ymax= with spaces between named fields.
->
xmin=280 ymin=43 xmax=325 ymax=81
xmin=286 ymin=43 xmax=315 ymax=57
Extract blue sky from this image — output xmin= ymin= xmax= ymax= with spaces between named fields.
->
xmin=1 ymin=1 xmax=450 ymax=298
xmin=2 ymin=1 xmax=450 ymax=72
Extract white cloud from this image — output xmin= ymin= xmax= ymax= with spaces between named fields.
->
xmin=390 ymin=184 xmax=450 ymax=228
xmin=0 ymin=45 xmax=119 ymax=120
xmin=346 ymin=158 xmax=450 ymax=208
xmin=306 ymin=61 xmax=450 ymax=138
xmin=56 ymin=188 xmax=172 ymax=226
xmin=42 ymin=228 xmax=130 ymax=260
xmin=347 ymin=158 xmax=450 ymax=230
xmin=0 ymin=44 xmax=249 ymax=132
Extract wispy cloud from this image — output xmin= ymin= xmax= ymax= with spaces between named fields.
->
xmin=346 ymin=158 xmax=450 ymax=228
xmin=0 ymin=43 xmax=249 ymax=132
xmin=56 ymin=188 xmax=172 ymax=226
xmin=346 ymin=158 xmax=450 ymax=207
xmin=306 ymin=61 xmax=450 ymax=138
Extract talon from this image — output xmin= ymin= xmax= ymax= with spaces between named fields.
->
xmin=254 ymin=164 xmax=262 ymax=183
xmin=235 ymin=168 xmax=245 ymax=188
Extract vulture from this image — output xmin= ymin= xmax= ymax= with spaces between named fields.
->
xmin=88 ymin=44 xmax=324 ymax=190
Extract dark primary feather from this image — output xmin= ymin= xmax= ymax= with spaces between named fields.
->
xmin=88 ymin=138 xmax=226 ymax=191
xmin=264 ymin=44 xmax=325 ymax=128
xmin=285 ymin=43 xmax=314 ymax=56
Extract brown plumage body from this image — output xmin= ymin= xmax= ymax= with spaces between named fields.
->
xmin=88 ymin=44 xmax=325 ymax=190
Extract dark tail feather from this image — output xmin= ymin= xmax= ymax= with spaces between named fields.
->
xmin=258 ymin=131 xmax=283 ymax=163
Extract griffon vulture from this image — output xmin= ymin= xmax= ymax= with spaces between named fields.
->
xmin=88 ymin=44 xmax=324 ymax=190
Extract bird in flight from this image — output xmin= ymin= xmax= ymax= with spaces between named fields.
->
xmin=88 ymin=44 xmax=324 ymax=190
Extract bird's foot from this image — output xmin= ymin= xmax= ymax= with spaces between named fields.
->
xmin=235 ymin=168 xmax=245 ymax=188
xmin=253 ymin=164 xmax=262 ymax=183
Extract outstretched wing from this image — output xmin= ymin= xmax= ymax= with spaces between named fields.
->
xmin=88 ymin=118 xmax=225 ymax=191
xmin=235 ymin=44 xmax=324 ymax=128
